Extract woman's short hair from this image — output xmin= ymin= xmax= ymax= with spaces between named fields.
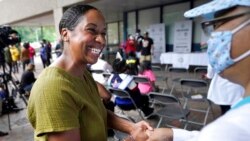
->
xmin=112 ymin=59 xmax=126 ymax=73
xmin=23 ymin=42 xmax=29 ymax=49
xmin=26 ymin=63 xmax=35 ymax=71
xmin=59 ymin=5 xmax=98 ymax=33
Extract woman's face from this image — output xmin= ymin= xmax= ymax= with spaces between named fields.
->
xmin=65 ymin=9 xmax=106 ymax=65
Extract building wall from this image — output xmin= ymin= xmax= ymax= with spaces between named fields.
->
xmin=0 ymin=0 xmax=93 ymax=25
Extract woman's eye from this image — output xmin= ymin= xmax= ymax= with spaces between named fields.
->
xmin=87 ymin=28 xmax=97 ymax=34
xmin=101 ymin=32 xmax=107 ymax=36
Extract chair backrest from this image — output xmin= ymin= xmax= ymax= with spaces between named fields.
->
xmin=194 ymin=66 xmax=207 ymax=74
xmin=151 ymin=65 xmax=164 ymax=81
xmin=108 ymin=87 xmax=131 ymax=99
xmin=152 ymin=65 xmax=162 ymax=72
xmin=133 ymin=76 xmax=150 ymax=84
xmin=167 ymin=67 xmax=189 ymax=88
xmin=179 ymin=79 xmax=208 ymax=101
xmin=102 ymin=72 xmax=111 ymax=78
xmin=194 ymin=66 xmax=207 ymax=77
xmin=149 ymin=92 xmax=180 ymax=105
xmin=108 ymin=87 xmax=145 ymax=119
xmin=168 ymin=67 xmax=188 ymax=73
xmin=180 ymin=79 xmax=208 ymax=88
xmin=90 ymin=69 xmax=104 ymax=74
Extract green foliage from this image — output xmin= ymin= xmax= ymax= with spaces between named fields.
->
xmin=13 ymin=26 xmax=56 ymax=43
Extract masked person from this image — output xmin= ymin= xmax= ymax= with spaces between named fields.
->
xmin=146 ymin=0 xmax=250 ymax=141
xmin=27 ymin=5 xmax=152 ymax=141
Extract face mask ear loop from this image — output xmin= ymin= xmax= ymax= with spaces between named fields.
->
xmin=232 ymin=19 xmax=250 ymax=34
xmin=233 ymin=50 xmax=250 ymax=62
xmin=231 ymin=19 xmax=250 ymax=62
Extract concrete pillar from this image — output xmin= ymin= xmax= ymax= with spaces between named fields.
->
xmin=53 ymin=7 xmax=63 ymax=39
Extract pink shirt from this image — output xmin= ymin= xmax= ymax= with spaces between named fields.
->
xmin=138 ymin=70 xmax=156 ymax=94
xmin=29 ymin=46 xmax=36 ymax=58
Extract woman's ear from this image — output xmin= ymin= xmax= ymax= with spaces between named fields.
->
xmin=61 ymin=28 xmax=69 ymax=42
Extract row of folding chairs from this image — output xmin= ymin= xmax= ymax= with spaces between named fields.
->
xmin=108 ymin=80 xmax=213 ymax=129
xmin=91 ymin=67 xmax=214 ymax=129
xmin=152 ymin=65 xmax=214 ymax=128
xmin=151 ymin=65 xmax=207 ymax=94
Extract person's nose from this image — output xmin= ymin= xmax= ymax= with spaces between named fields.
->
xmin=95 ymin=34 xmax=106 ymax=45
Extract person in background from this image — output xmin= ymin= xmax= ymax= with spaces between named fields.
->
xmin=9 ymin=44 xmax=20 ymax=73
xmin=19 ymin=63 xmax=36 ymax=95
xmin=15 ymin=42 xmax=22 ymax=68
xmin=47 ymin=41 xmax=52 ymax=63
xmin=125 ymin=35 xmax=136 ymax=58
xmin=27 ymin=5 xmax=152 ymax=141
xmin=3 ymin=46 xmax=13 ymax=75
xmin=0 ymin=84 xmax=7 ymax=112
xmin=138 ymin=60 xmax=157 ymax=95
xmin=135 ymin=29 xmax=144 ymax=59
xmin=0 ymin=48 xmax=5 ymax=72
xmin=206 ymin=64 xmax=244 ymax=115
xmin=140 ymin=31 xmax=154 ymax=63
xmin=145 ymin=1 xmax=250 ymax=141
xmin=126 ymin=51 xmax=140 ymax=75
xmin=55 ymin=39 xmax=63 ymax=58
xmin=28 ymin=42 xmax=36 ymax=64
xmin=43 ymin=39 xmax=52 ymax=66
xmin=0 ymin=84 xmax=8 ymax=137
xmin=108 ymin=58 xmax=154 ymax=117
xmin=39 ymin=42 xmax=47 ymax=68
xmin=90 ymin=53 xmax=113 ymax=85
xmin=21 ymin=42 xmax=30 ymax=71
xmin=118 ymin=40 xmax=127 ymax=60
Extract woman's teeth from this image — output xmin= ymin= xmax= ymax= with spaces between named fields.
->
xmin=90 ymin=48 xmax=101 ymax=54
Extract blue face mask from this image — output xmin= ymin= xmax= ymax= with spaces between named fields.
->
xmin=207 ymin=19 xmax=250 ymax=73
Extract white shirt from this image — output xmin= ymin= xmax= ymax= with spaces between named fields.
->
xmin=173 ymin=101 xmax=250 ymax=141
xmin=206 ymin=65 xmax=244 ymax=105
xmin=90 ymin=58 xmax=113 ymax=85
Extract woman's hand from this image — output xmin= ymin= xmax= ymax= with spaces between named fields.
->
xmin=132 ymin=121 xmax=153 ymax=132
xmin=123 ymin=127 xmax=148 ymax=141
xmin=129 ymin=121 xmax=153 ymax=141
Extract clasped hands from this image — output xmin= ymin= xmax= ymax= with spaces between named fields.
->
xmin=129 ymin=121 xmax=173 ymax=141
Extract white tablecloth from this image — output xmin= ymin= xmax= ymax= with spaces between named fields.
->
xmin=160 ymin=52 xmax=208 ymax=69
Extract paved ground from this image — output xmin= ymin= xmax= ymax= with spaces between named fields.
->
xmin=0 ymin=55 xmax=221 ymax=141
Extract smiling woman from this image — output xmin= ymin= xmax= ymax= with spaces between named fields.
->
xmin=27 ymin=4 xmax=152 ymax=141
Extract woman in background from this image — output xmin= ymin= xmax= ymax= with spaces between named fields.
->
xmin=138 ymin=60 xmax=157 ymax=95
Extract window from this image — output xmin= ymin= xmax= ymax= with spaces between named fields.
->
xmin=127 ymin=12 xmax=136 ymax=36
xmin=163 ymin=2 xmax=190 ymax=45
xmin=107 ymin=22 xmax=119 ymax=45
xmin=138 ymin=7 xmax=160 ymax=33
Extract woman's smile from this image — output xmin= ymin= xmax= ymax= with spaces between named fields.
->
xmin=87 ymin=45 xmax=102 ymax=59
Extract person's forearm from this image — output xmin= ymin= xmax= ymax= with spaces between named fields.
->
xmin=107 ymin=110 xmax=134 ymax=134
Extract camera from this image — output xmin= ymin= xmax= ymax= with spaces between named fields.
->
xmin=0 ymin=25 xmax=21 ymax=50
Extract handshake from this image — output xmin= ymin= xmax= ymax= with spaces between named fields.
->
xmin=125 ymin=121 xmax=173 ymax=141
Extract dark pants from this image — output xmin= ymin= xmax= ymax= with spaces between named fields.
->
xmin=220 ymin=105 xmax=231 ymax=115
xmin=6 ymin=62 xmax=12 ymax=75
xmin=12 ymin=61 xmax=19 ymax=73
xmin=22 ymin=60 xmax=30 ymax=71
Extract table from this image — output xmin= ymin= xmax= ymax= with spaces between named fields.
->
xmin=160 ymin=52 xmax=208 ymax=69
